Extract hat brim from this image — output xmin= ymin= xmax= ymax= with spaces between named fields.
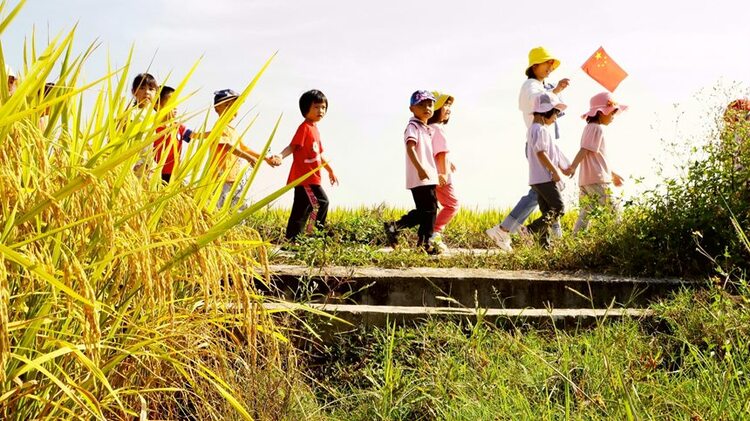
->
xmin=581 ymin=104 xmax=628 ymax=119
xmin=527 ymin=58 xmax=560 ymax=72
xmin=534 ymin=103 xmax=567 ymax=113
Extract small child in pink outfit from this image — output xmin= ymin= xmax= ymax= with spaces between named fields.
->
xmin=567 ymin=92 xmax=628 ymax=233
xmin=427 ymin=91 xmax=459 ymax=252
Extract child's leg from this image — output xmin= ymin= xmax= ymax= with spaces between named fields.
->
xmin=414 ymin=185 xmax=437 ymax=246
xmin=434 ymin=184 xmax=459 ymax=234
xmin=534 ymin=182 xmax=564 ymax=247
xmin=499 ymin=189 xmax=538 ymax=232
xmin=285 ymin=186 xmax=313 ymax=240
xmin=161 ymin=173 xmax=171 ymax=184
xmin=309 ymin=185 xmax=329 ymax=231
xmin=573 ymin=183 xmax=614 ymax=233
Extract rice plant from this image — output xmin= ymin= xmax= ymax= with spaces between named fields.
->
xmin=0 ymin=2 xmax=311 ymax=419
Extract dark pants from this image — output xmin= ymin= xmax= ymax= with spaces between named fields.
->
xmin=285 ymin=185 xmax=329 ymax=240
xmin=395 ymin=185 xmax=437 ymax=246
xmin=161 ymin=173 xmax=172 ymax=184
xmin=527 ymin=181 xmax=564 ymax=248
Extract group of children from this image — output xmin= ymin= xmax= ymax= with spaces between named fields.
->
xmin=124 ymin=73 xmax=336 ymax=243
xmin=8 ymin=45 xmax=629 ymax=252
xmin=383 ymin=46 xmax=630 ymax=253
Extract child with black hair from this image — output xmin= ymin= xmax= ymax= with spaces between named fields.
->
xmin=567 ymin=92 xmax=628 ymax=233
xmin=153 ymin=86 xmax=194 ymax=183
xmin=525 ymin=92 xmax=571 ymax=248
xmin=383 ymin=90 xmax=440 ymax=254
xmin=272 ymin=89 xmax=338 ymax=241
xmin=128 ymin=73 xmax=159 ymax=175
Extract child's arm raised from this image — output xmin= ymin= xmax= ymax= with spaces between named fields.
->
xmin=407 ymin=140 xmax=429 ymax=181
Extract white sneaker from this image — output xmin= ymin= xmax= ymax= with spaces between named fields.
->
xmin=485 ymin=225 xmax=513 ymax=252
xmin=430 ymin=232 xmax=449 ymax=253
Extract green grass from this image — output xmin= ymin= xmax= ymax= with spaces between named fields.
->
xmin=302 ymin=284 xmax=750 ymax=420
xmin=250 ymin=205 xmax=683 ymax=277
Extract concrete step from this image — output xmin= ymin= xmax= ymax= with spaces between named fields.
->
xmin=263 ymin=302 xmax=653 ymax=327
xmin=265 ymin=265 xmax=699 ymax=310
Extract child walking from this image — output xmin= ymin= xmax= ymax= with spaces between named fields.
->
xmin=383 ymin=90 xmax=440 ymax=254
xmin=486 ymin=46 xmax=570 ymax=251
xmin=153 ymin=86 xmax=193 ymax=184
xmin=427 ymin=91 xmax=459 ymax=252
xmin=273 ymin=89 xmax=338 ymax=241
xmin=525 ymin=92 xmax=571 ymax=248
xmin=209 ymin=89 xmax=279 ymax=209
xmin=567 ymin=92 xmax=627 ymax=233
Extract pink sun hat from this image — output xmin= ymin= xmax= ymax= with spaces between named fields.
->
xmin=582 ymin=92 xmax=628 ymax=119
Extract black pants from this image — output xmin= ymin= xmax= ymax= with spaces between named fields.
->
xmin=527 ymin=181 xmax=564 ymax=247
xmin=161 ymin=173 xmax=172 ymax=184
xmin=285 ymin=185 xmax=329 ymax=240
xmin=395 ymin=185 xmax=437 ymax=246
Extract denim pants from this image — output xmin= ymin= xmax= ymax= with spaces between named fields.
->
xmin=500 ymin=141 xmax=562 ymax=235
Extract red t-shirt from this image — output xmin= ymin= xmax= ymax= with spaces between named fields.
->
xmin=154 ymin=124 xmax=191 ymax=175
xmin=287 ymin=121 xmax=323 ymax=186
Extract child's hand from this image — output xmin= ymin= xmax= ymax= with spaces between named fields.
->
xmin=328 ymin=171 xmax=339 ymax=186
xmin=561 ymin=166 xmax=575 ymax=177
xmin=612 ymin=173 xmax=624 ymax=187
xmin=553 ymin=78 xmax=570 ymax=94
xmin=551 ymin=169 xmax=562 ymax=182
xmin=265 ymin=155 xmax=282 ymax=167
xmin=417 ymin=167 xmax=429 ymax=181
xmin=438 ymin=173 xmax=448 ymax=187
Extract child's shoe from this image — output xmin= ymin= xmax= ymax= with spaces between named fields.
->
xmin=383 ymin=222 xmax=399 ymax=248
xmin=422 ymin=242 xmax=442 ymax=255
xmin=485 ymin=225 xmax=513 ymax=252
xmin=429 ymin=232 xmax=449 ymax=253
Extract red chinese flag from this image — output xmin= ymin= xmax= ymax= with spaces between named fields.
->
xmin=581 ymin=46 xmax=628 ymax=92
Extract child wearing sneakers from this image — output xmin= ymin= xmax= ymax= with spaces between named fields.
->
xmin=427 ymin=91 xmax=459 ymax=252
xmin=384 ymin=90 xmax=440 ymax=254
xmin=525 ymin=92 xmax=571 ymax=248
xmin=486 ymin=46 xmax=570 ymax=251
xmin=273 ymin=89 xmax=338 ymax=241
xmin=566 ymin=92 xmax=627 ymax=233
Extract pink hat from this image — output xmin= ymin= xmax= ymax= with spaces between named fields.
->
xmin=582 ymin=92 xmax=628 ymax=119
xmin=533 ymin=92 xmax=567 ymax=113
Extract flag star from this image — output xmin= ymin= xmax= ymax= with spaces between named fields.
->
xmin=595 ymin=52 xmax=603 ymax=60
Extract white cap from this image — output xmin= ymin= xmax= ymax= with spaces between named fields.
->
xmin=533 ymin=92 xmax=567 ymax=113
xmin=5 ymin=64 xmax=15 ymax=78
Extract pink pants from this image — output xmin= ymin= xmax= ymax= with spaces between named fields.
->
xmin=434 ymin=183 xmax=459 ymax=233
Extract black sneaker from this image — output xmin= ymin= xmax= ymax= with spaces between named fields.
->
xmin=383 ymin=222 xmax=399 ymax=247
xmin=422 ymin=243 xmax=442 ymax=255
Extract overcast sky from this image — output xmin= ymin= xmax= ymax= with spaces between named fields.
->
xmin=4 ymin=0 xmax=750 ymax=209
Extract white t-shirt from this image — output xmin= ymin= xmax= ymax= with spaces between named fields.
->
xmin=429 ymin=123 xmax=452 ymax=185
xmin=518 ymin=79 xmax=547 ymax=129
xmin=404 ymin=118 xmax=438 ymax=189
xmin=526 ymin=123 xmax=570 ymax=185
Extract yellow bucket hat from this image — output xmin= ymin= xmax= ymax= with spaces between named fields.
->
xmin=431 ymin=91 xmax=454 ymax=110
xmin=527 ymin=46 xmax=560 ymax=72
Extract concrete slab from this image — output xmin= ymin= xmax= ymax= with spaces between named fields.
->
xmin=264 ymin=264 xmax=699 ymax=310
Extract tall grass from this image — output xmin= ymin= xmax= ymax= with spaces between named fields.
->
xmin=0 ymin=3 xmax=311 ymax=419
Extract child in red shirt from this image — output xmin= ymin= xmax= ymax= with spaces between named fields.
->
xmin=153 ymin=86 xmax=193 ymax=183
xmin=273 ymin=89 xmax=338 ymax=241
